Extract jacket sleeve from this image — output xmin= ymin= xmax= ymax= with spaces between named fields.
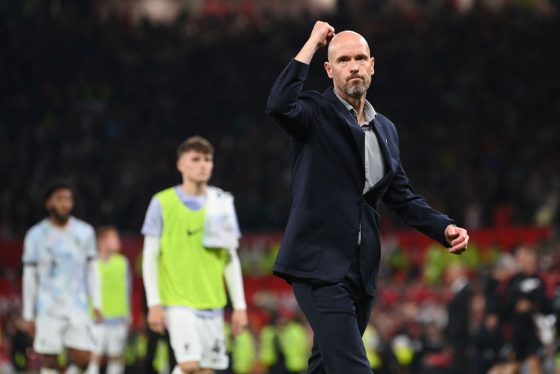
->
xmin=383 ymin=162 xmax=454 ymax=247
xmin=265 ymin=59 xmax=315 ymax=141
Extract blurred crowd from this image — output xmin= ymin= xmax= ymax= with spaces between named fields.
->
xmin=1 ymin=1 xmax=560 ymax=238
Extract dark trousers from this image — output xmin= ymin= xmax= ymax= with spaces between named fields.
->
xmin=292 ymin=253 xmax=375 ymax=374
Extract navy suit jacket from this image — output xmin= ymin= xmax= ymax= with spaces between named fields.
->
xmin=266 ymin=60 xmax=453 ymax=295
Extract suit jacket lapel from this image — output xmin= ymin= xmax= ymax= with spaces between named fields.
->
xmin=343 ymin=113 xmax=366 ymax=167
xmin=324 ymin=88 xmax=365 ymax=167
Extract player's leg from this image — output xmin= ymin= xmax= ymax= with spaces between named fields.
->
xmin=34 ymin=316 xmax=66 ymax=372
xmin=172 ymin=362 xmax=202 ymax=374
xmin=86 ymin=353 xmax=103 ymax=374
xmin=64 ymin=316 xmax=96 ymax=371
xmin=105 ymin=322 xmax=129 ymax=374
xmin=40 ymin=356 xmax=61 ymax=372
xmin=106 ymin=358 xmax=125 ymax=374
xmin=86 ymin=323 xmax=105 ymax=374
xmin=66 ymin=348 xmax=92 ymax=371
xmin=39 ymin=366 xmax=61 ymax=374
xmin=197 ymin=313 xmax=228 ymax=373
xmin=166 ymin=307 xmax=204 ymax=374
xmin=171 ymin=365 xmax=214 ymax=374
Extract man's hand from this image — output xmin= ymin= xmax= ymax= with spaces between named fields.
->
xmin=445 ymin=224 xmax=469 ymax=254
xmin=308 ymin=21 xmax=335 ymax=48
xmin=93 ymin=308 xmax=104 ymax=324
xmin=147 ymin=305 xmax=166 ymax=334
xmin=231 ymin=309 xmax=248 ymax=337
xmin=295 ymin=21 xmax=335 ymax=64
xmin=23 ymin=320 xmax=35 ymax=337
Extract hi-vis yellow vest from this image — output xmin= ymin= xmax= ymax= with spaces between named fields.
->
xmin=98 ymin=253 xmax=129 ymax=318
xmin=157 ymin=188 xmax=229 ymax=308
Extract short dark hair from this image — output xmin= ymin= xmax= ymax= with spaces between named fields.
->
xmin=176 ymin=136 xmax=214 ymax=159
xmin=43 ymin=179 xmax=74 ymax=202
xmin=96 ymin=225 xmax=119 ymax=240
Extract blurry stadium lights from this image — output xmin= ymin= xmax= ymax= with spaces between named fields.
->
xmin=134 ymin=0 xmax=183 ymax=24
xmin=96 ymin=0 xmax=338 ymax=24
xmin=310 ymin=0 xmax=337 ymax=14
xmin=96 ymin=0 xmax=204 ymax=24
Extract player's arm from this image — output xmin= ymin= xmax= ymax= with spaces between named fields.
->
xmin=21 ymin=235 xmax=38 ymax=336
xmin=265 ymin=21 xmax=334 ymax=140
xmin=141 ymin=196 xmax=162 ymax=310
xmin=141 ymin=196 xmax=166 ymax=334
xmin=88 ymin=259 xmax=103 ymax=322
xmin=85 ymin=228 xmax=103 ymax=321
xmin=142 ymin=235 xmax=165 ymax=334
xmin=126 ymin=258 xmax=133 ymax=326
xmin=224 ymin=249 xmax=248 ymax=336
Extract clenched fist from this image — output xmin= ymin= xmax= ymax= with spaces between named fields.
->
xmin=295 ymin=21 xmax=336 ymax=64
xmin=309 ymin=21 xmax=335 ymax=48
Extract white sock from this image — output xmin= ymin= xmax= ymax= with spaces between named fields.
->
xmin=106 ymin=361 xmax=125 ymax=374
xmin=86 ymin=362 xmax=100 ymax=374
xmin=65 ymin=364 xmax=81 ymax=374
xmin=40 ymin=369 xmax=60 ymax=374
xmin=171 ymin=366 xmax=183 ymax=374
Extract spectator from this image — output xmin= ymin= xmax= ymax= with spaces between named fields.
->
xmin=505 ymin=247 xmax=551 ymax=373
xmin=444 ymin=263 xmax=473 ymax=374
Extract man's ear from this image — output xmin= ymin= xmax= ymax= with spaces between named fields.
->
xmin=176 ymin=158 xmax=183 ymax=173
xmin=370 ymin=57 xmax=375 ymax=76
xmin=324 ymin=61 xmax=334 ymax=79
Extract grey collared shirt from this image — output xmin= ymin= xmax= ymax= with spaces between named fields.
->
xmin=334 ymin=91 xmax=385 ymax=194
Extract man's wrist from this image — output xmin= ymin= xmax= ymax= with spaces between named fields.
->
xmin=307 ymin=38 xmax=323 ymax=51
xmin=295 ymin=40 xmax=321 ymax=65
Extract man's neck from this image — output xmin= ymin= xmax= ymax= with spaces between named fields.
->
xmin=181 ymin=181 xmax=207 ymax=196
xmin=99 ymin=251 xmax=111 ymax=261
xmin=335 ymin=87 xmax=367 ymax=123
xmin=48 ymin=216 xmax=69 ymax=228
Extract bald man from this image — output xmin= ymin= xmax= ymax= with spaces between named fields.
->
xmin=266 ymin=21 xmax=469 ymax=373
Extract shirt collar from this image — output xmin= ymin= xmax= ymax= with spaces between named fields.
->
xmin=451 ymin=277 xmax=468 ymax=293
xmin=175 ymin=185 xmax=206 ymax=202
xmin=334 ymin=88 xmax=377 ymax=125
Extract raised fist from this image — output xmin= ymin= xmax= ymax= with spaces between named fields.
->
xmin=309 ymin=21 xmax=335 ymax=48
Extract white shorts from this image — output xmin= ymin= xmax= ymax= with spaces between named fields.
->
xmin=34 ymin=315 xmax=95 ymax=354
xmin=91 ymin=321 xmax=128 ymax=357
xmin=165 ymin=307 xmax=228 ymax=370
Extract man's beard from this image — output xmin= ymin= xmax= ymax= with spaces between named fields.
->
xmin=345 ymin=81 xmax=370 ymax=98
xmin=49 ymin=208 xmax=70 ymax=224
